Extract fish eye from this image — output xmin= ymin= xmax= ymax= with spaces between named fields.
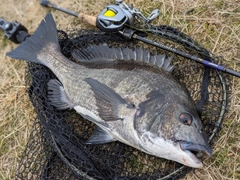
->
xmin=179 ymin=113 xmax=193 ymax=125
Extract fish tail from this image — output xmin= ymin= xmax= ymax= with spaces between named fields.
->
xmin=6 ymin=13 xmax=60 ymax=65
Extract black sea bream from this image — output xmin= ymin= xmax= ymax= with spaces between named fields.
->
xmin=7 ymin=13 xmax=211 ymax=168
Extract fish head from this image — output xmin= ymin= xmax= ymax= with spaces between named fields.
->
xmin=134 ymin=91 xmax=212 ymax=168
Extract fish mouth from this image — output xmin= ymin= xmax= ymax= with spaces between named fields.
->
xmin=179 ymin=140 xmax=212 ymax=166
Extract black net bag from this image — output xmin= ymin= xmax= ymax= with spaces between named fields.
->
xmin=16 ymin=27 xmax=231 ymax=180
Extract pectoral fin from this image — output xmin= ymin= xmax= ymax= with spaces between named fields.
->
xmin=47 ymin=79 xmax=74 ymax=110
xmin=86 ymin=126 xmax=116 ymax=144
xmin=84 ymin=78 xmax=135 ymax=121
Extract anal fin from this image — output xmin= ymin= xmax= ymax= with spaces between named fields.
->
xmin=47 ymin=79 xmax=74 ymax=110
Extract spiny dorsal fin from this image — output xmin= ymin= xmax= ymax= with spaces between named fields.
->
xmin=72 ymin=44 xmax=174 ymax=72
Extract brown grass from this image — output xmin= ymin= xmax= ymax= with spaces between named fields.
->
xmin=0 ymin=0 xmax=239 ymax=179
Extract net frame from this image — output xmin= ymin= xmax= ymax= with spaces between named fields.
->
xmin=15 ymin=27 xmax=231 ymax=180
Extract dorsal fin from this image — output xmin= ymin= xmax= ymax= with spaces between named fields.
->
xmin=71 ymin=44 xmax=174 ymax=72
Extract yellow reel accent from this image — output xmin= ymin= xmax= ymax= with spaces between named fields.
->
xmin=103 ymin=9 xmax=116 ymax=17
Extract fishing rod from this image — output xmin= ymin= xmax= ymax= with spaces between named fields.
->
xmin=4 ymin=0 xmax=239 ymax=78
xmin=39 ymin=0 xmax=240 ymax=78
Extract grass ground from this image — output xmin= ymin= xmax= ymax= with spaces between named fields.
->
xmin=0 ymin=0 xmax=239 ymax=179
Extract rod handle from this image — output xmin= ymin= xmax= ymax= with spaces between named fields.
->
xmin=78 ymin=13 xmax=96 ymax=27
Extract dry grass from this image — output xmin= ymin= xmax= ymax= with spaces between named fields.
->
xmin=0 ymin=0 xmax=239 ymax=179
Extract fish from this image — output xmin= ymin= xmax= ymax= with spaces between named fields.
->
xmin=7 ymin=13 xmax=211 ymax=168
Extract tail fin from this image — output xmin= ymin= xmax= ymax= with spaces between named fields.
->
xmin=6 ymin=13 xmax=60 ymax=65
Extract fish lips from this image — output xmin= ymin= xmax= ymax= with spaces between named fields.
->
xmin=179 ymin=140 xmax=212 ymax=166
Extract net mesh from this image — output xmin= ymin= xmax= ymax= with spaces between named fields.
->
xmin=16 ymin=27 xmax=231 ymax=180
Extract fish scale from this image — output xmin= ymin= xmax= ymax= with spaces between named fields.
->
xmin=62 ymin=68 xmax=166 ymax=112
